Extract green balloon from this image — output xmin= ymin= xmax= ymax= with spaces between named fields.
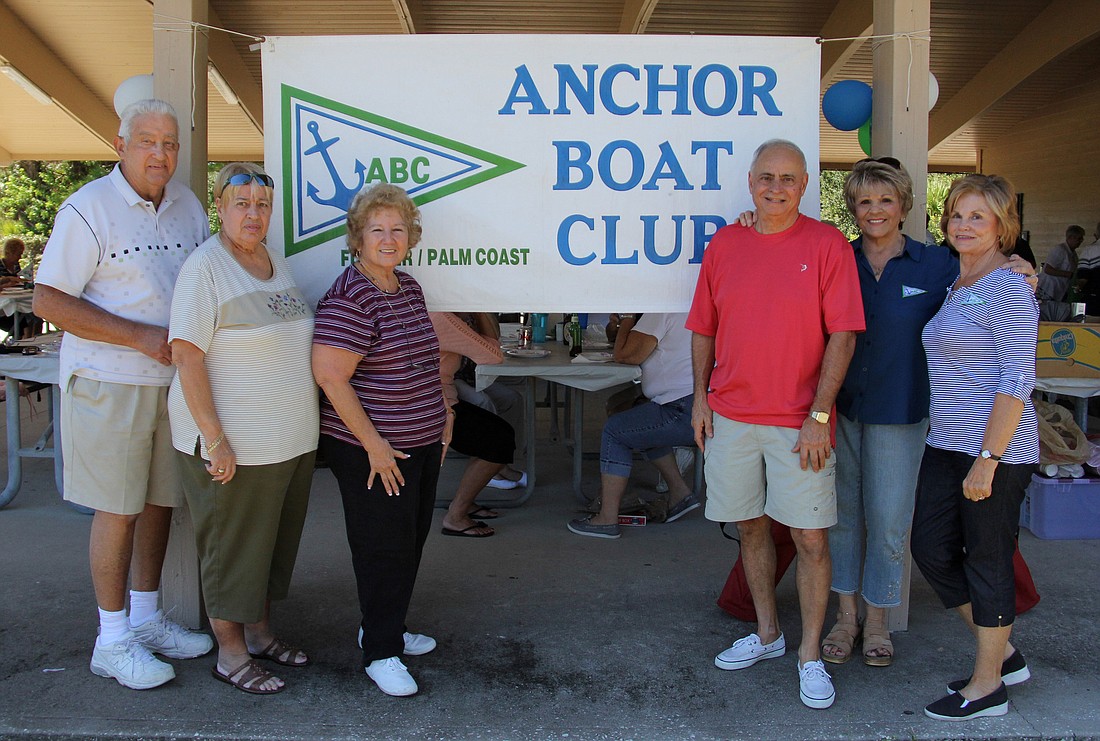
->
xmin=858 ymin=119 xmax=872 ymax=156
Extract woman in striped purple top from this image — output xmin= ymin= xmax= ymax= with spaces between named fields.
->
xmin=912 ymin=175 xmax=1039 ymax=721
xmin=312 ymin=184 xmax=450 ymax=698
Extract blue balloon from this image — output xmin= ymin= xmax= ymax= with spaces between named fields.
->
xmin=822 ymin=80 xmax=873 ymax=131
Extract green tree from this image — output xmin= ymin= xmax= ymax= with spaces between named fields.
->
xmin=0 ymin=160 xmax=112 ymax=273
xmin=820 ymin=168 xmax=962 ymax=244
xmin=925 ymin=172 xmax=959 ymax=244
xmin=0 ymin=161 xmax=111 ymax=236
xmin=820 ymin=170 xmax=858 ymax=239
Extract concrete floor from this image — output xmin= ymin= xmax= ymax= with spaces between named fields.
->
xmin=1 ymin=385 xmax=1099 ymax=740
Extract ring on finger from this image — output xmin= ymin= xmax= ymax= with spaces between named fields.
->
xmin=217 ymin=468 xmax=226 ymax=473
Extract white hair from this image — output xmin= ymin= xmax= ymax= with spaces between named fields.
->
xmin=750 ymin=139 xmax=807 ymax=172
xmin=118 ymin=99 xmax=179 ymax=141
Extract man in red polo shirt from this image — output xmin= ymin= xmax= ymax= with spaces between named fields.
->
xmin=687 ymin=139 xmax=864 ymax=710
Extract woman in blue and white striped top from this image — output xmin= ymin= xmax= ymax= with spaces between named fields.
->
xmin=912 ymin=175 xmax=1039 ymax=722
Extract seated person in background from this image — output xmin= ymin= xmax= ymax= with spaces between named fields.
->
xmin=0 ymin=238 xmax=30 ymax=288
xmin=451 ymin=312 xmax=527 ymax=490
xmin=0 ymin=237 xmax=42 ymax=338
xmin=431 ymin=311 xmax=523 ymax=537
xmin=567 ymin=312 xmax=700 ymax=540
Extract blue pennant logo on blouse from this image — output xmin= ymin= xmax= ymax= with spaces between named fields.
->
xmin=901 ymin=285 xmax=926 ymax=298
xmin=960 ymin=293 xmax=986 ymax=305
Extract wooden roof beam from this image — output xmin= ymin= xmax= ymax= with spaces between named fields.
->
xmin=207 ymin=6 xmax=263 ymax=133
xmin=619 ymin=0 xmax=659 ymax=34
xmin=0 ymin=142 xmax=12 ymax=166
xmin=820 ymin=0 xmax=873 ymax=85
xmin=391 ymin=0 xmax=425 ymax=34
xmin=929 ymin=0 xmax=1100 ymax=150
xmin=0 ymin=1 xmax=117 ymax=152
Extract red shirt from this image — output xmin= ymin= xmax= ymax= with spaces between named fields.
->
xmin=686 ymin=215 xmax=865 ymax=429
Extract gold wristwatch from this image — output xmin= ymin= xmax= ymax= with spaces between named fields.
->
xmin=809 ymin=410 xmax=830 ymax=424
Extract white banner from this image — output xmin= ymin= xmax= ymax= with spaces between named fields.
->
xmin=261 ymin=35 xmax=821 ymax=311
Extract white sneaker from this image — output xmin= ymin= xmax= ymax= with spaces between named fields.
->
xmin=365 ymin=657 xmax=418 ymax=696
xmin=402 ymin=632 xmax=437 ymax=656
xmin=131 ymin=609 xmax=214 ymax=659
xmin=486 ymin=471 xmax=527 ymax=490
xmin=357 ymin=626 xmax=437 ymax=656
xmin=90 ymin=634 xmax=176 ymax=690
xmin=714 ymin=632 xmax=786 ymax=670
xmin=798 ymin=659 xmax=836 ymax=709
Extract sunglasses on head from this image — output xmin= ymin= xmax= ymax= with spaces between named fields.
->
xmin=219 ymin=172 xmax=274 ymax=197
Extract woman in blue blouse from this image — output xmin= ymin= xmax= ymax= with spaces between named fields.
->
xmin=912 ymin=175 xmax=1038 ymax=721
xmin=821 ymin=159 xmax=957 ymax=668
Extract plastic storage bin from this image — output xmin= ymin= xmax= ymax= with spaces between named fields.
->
xmin=1020 ymin=474 xmax=1100 ymax=540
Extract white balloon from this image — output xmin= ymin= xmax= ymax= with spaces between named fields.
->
xmin=928 ymin=72 xmax=940 ymax=111
xmin=113 ymin=74 xmax=154 ymax=117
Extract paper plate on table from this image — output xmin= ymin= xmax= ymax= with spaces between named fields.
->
xmin=506 ymin=348 xmax=551 ymax=358
xmin=577 ymin=351 xmax=614 ymax=363
xmin=584 ymin=341 xmax=610 ymax=350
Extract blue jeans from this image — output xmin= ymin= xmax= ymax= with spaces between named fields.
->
xmin=600 ymin=394 xmax=695 ymax=478
xmin=829 ymin=414 xmax=927 ymax=607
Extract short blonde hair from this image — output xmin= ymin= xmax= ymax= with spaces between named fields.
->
xmin=940 ymin=174 xmax=1020 ymax=252
xmin=346 ymin=184 xmax=423 ymax=254
xmin=213 ymin=162 xmax=273 ymax=204
xmin=843 ymin=158 xmax=914 ymax=218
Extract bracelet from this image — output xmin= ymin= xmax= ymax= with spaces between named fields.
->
xmin=206 ymin=432 xmax=225 ymax=453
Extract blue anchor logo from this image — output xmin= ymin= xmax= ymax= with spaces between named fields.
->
xmin=303 ymin=120 xmax=367 ymax=213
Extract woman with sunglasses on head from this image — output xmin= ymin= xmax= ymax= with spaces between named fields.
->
xmin=168 ymin=163 xmax=319 ymax=694
xmin=311 ymin=183 xmax=448 ymax=698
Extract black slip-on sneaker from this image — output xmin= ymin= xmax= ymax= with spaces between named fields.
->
xmin=947 ymin=649 xmax=1030 ymax=693
xmin=925 ymin=683 xmax=1008 ymax=721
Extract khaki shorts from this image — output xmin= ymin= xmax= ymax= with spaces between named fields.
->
xmin=703 ymin=414 xmax=837 ymax=529
xmin=61 ymin=376 xmax=180 ymax=515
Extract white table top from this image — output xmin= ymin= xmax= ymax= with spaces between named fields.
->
xmin=1034 ymin=376 xmax=1100 ymax=397
xmin=0 ymin=288 xmax=34 ymax=317
xmin=0 ymin=334 xmax=62 ymax=384
xmin=475 ymin=340 xmax=639 ymax=392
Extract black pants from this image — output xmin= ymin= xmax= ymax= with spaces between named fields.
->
xmin=320 ymin=434 xmax=441 ymax=665
xmin=911 ymin=445 xmax=1034 ymax=627
xmin=449 ymin=399 xmax=515 ymax=465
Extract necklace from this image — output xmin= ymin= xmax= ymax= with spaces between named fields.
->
xmin=864 ymin=237 xmax=905 ymax=279
xmin=354 ymin=260 xmax=398 ymax=293
xmin=956 ymin=249 xmax=1003 ymax=289
xmin=355 ymin=267 xmax=434 ymax=371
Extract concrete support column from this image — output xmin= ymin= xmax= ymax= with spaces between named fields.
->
xmin=153 ymin=0 xmax=209 ymax=208
xmin=153 ymin=0 xmax=209 ymax=628
xmin=872 ymin=0 xmax=930 ymax=245
xmin=872 ymin=0 xmax=930 ymax=633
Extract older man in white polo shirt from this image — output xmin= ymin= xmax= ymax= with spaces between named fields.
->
xmin=33 ymin=99 xmax=213 ymax=690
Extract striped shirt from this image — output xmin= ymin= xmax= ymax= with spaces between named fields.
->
xmin=922 ymin=268 xmax=1039 ymax=464
xmin=168 ymin=235 xmax=319 ymax=465
xmin=313 ymin=266 xmax=446 ymax=449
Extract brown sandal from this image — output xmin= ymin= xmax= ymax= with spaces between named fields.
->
xmin=862 ymin=621 xmax=894 ymax=667
xmin=821 ymin=619 xmax=862 ymax=665
xmin=250 ymin=637 xmax=311 ymax=667
xmin=212 ymin=659 xmax=285 ymax=694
